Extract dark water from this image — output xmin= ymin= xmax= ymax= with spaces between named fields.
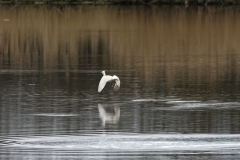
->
xmin=1 ymin=5 xmax=240 ymax=159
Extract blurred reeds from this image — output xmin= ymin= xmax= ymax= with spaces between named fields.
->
xmin=0 ymin=5 xmax=240 ymax=91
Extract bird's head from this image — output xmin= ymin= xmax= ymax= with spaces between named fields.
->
xmin=101 ymin=70 xmax=106 ymax=76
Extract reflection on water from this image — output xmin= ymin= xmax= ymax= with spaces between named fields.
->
xmin=1 ymin=5 xmax=240 ymax=159
xmin=98 ymin=104 xmax=120 ymax=127
xmin=0 ymin=5 xmax=240 ymax=100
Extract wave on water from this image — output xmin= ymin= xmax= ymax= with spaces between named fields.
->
xmin=132 ymin=98 xmax=240 ymax=110
xmin=1 ymin=134 xmax=240 ymax=154
xmin=169 ymin=102 xmax=240 ymax=110
xmin=29 ymin=113 xmax=79 ymax=117
xmin=132 ymin=99 xmax=162 ymax=102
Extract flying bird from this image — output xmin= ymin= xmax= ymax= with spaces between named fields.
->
xmin=98 ymin=71 xmax=120 ymax=92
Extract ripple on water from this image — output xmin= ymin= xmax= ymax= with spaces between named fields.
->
xmin=132 ymin=99 xmax=240 ymax=110
xmin=29 ymin=113 xmax=79 ymax=117
xmin=1 ymin=134 xmax=240 ymax=154
xmin=132 ymin=99 xmax=163 ymax=102
xmin=169 ymin=102 xmax=240 ymax=110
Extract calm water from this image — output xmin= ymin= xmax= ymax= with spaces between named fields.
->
xmin=1 ymin=5 xmax=240 ymax=159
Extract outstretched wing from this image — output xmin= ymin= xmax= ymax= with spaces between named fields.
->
xmin=98 ymin=76 xmax=115 ymax=92
xmin=113 ymin=75 xmax=120 ymax=91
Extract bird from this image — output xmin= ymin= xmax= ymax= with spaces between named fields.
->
xmin=98 ymin=71 xmax=120 ymax=92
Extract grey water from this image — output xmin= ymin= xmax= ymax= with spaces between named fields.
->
xmin=1 ymin=5 xmax=240 ymax=159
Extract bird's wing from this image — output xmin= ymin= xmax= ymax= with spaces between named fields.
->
xmin=98 ymin=75 xmax=114 ymax=92
xmin=113 ymin=75 xmax=120 ymax=91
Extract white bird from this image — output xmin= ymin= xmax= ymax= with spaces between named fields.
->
xmin=98 ymin=71 xmax=120 ymax=92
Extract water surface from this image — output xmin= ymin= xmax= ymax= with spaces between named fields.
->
xmin=1 ymin=5 xmax=240 ymax=159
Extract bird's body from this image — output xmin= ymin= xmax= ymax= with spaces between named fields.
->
xmin=98 ymin=71 xmax=120 ymax=92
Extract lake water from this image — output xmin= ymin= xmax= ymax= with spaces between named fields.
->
xmin=1 ymin=5 xmax=240 ymax=159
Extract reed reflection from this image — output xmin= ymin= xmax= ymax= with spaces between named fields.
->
xmin=98 ymin=103 xmax=120 ymax=127
xmin=0 ymin=5 xmax=240 ymax=99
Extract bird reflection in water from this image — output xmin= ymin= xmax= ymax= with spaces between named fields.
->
xmin=98 ymin=103 xmax=120 ymax=127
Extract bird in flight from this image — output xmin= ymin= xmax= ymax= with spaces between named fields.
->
xmin=98 ymin=71 xmax=120 ymax=92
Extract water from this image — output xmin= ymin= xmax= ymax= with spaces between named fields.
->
xmin=1 ymin=5 xmax=240 ymax=159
